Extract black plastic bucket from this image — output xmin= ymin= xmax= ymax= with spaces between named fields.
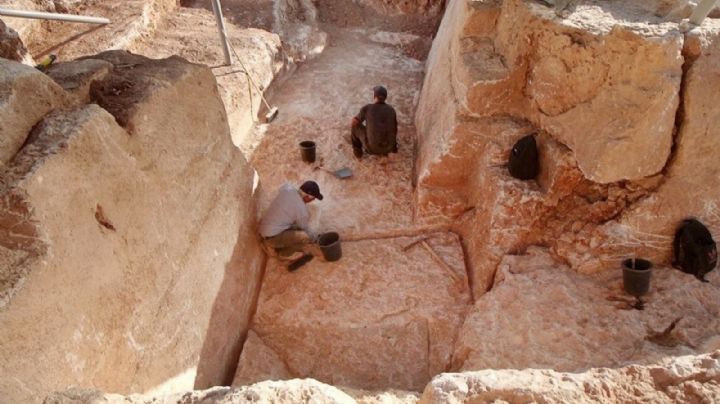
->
xmin=300 ymin=141 xmax=316 ymax=163
xmin=622 ymin=258 xmax=652 ymax=298
xmin=318 ymin=232 xmax=342 ymax=262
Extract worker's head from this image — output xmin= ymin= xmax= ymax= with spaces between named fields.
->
xmin=299 ymin=180 xmax=323 ymax=203
xmin=373 ymin=85 xmax=388 ymax=103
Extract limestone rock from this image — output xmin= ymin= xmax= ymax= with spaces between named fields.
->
xmin=422 ymin=350 xmax=720 ymax=403
xmin=46 ymin=59 xmax=114 ymax=105
xmin=0 ymin=59 xmax=69 ymax=166
xmin=235 ymin=233 xmax=471 ymax=392
xmin=0 ymin=19 xmax=33 ymax=64
xmin=47 ymin=381 xmax=359 ymax=404
xmin=23 ymin=0 xmax=177 ymax=61
xmin=0 ymin=52 xmax=264 ymax=403
xmin=453 ymin=248 xmax=720 ymax=373
xmin=564 ymin=22 xmax=720 ymax=274
xmin=130 ymin=6 xmax=287 ymax=146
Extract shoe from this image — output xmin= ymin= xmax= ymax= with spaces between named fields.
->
xmin=287 ymin=254 xmax=314 ymax=272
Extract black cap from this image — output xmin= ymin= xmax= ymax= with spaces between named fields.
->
xmin=300 ymin=180 xmax=323 ymax=200
xmin=373 ymin=85 xmax=387 ymax=99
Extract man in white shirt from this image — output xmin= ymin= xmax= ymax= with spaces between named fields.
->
xmin=259 ymin=181 xmax=323 ymax=267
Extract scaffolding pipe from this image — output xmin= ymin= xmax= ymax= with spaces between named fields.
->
xmin=690 ymin=0 xmax=719 ymax=25
xmin=210 ymin=0 xmax=232 ymax=66
xmin=0 ymin=7 xmax=110 ymax=24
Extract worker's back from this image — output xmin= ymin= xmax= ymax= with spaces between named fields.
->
xmin=363 ymin=102 xmax=397 ymax=155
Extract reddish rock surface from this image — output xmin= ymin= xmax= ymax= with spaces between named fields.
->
xmin=234 ymin=233 xmax=471 ymax=391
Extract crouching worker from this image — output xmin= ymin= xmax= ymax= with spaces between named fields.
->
xmin=350 ymin=85 xmax=398 ymax=158
xmin=259 ymin=180 xmax=324 ymax=271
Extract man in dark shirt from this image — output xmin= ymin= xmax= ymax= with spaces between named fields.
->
xmin=350 ymin=85 xmax=398 ymax=158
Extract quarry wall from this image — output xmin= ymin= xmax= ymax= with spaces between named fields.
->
xmin=0 ymin=52 xmax=265 ymax=403
xmin=415 ymin=0 xmax=720 ymax=296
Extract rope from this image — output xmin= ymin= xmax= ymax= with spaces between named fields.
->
xmin=227 ymin=39 xmax=274 ymax=113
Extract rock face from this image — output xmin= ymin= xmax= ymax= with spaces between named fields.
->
xmin=234 ymin=233 xmax=471 ymax=392
xmin=46 ymin=350 xmax=720 ymax=403
xmin=0 ymin=52 xmax=265 ymax=403
xmin=0 ymin=59 xmax=69 ymax=166
xmin=423 ymin=350 xmax=720 ymax=403
xmin=453 ymin=247 xmax=720 ymax=373
xmin=572 ymin=23 xmax=720 ymax=274
xmin=46 ymin=59 xmax=114 ymax=105
xmin=0 ymin=19 xmax=33 ymax=64
xmin=413 ymin=0 xmax=720 ymax=297
xmin=130 ymin=6 xmax=287 ymax=147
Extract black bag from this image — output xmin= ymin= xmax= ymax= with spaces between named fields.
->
xmin=673 ymin=218 xmax=717 ymax=282
xmin=508 ymin=134 xmax=539 ymax=180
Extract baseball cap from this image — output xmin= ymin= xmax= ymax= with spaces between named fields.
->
xmin=300 ymin=180 xmax=323 ymax=200
xmin=373 ymin=85 xmax=387 ymax=99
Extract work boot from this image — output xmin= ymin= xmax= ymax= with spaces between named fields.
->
xmin=287 ymin=254 xmax=314 ymax=272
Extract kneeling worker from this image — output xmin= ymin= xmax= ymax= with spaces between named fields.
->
xmin=350 ymin=85 xmax=398 ymax=158
xmin=259 ymin=180 xmax=324 ymax=270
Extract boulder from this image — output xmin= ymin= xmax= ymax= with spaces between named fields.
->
xmin=0 ymin=19 xmax=33 ymax=64
xmin=0 ymin=59 xmax=69 ymax=166
xmin=422 ymin=350 xmax=720 ymax=403
xmin=0 ymin=52 xmax=264 ymax=403
xmin=46 ymin=59 xmax=114 ymax=105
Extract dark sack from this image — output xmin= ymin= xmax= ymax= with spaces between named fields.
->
xmin=508 ymin=135 xmax=539 ymax=180
xmin=673 ymin=218 xmax=717 ymax=282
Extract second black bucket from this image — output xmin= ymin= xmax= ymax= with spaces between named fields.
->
xmin=300 ymin=140 xmax=316 ymax=163
xmin=318 ymin=232 xmax=342 ymax=262
xmin=622 ymin=258 xmax=652 ymax=298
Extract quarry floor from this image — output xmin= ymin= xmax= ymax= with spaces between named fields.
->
xmin=235 ymin=24 xmax=471 ymax=391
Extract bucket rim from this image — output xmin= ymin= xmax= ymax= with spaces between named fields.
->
xmin=300 ymin=140 xmax=316 ymax=148
xmin=622 ymin=258 xmax=653 ymax=272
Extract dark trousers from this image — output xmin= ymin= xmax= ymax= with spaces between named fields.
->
xmin=351 ymin=125 xmax=396 ymax=156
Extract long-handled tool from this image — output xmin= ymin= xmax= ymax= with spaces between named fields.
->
xmin=227 ymin=41 xmax=279 ymax=123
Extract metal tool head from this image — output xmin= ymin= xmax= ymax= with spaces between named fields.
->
xmin=334 ymin=167 xmax=353 ymax=179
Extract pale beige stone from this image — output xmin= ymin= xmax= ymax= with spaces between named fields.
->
xmin=235 ymin=233 xmax=471 ymax=392
xmin=130 ymin=7 xmax=287 ymax=147
xmin=422 ymin=351 xmax=720 ymax=403
xmin=0 ymin=59 xmax=69 ymax=165
xmin=453 ymin=248 xmax=720 ymax=373
xmin=0 ymin=19 xmax=33 ymax=64
xmin=0 ymin=53 xmax=264 ymax=403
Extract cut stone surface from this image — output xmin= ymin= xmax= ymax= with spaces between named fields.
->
xmin=0 ymin=52 xmax=264 ymax=403
xmin=46 ymin=59 xmax=114 ymax=105
xmin=568 ymin=22 xmax=720 ymax=274
xmin=247 ymin=27 xmax=425 ymax=237
xmin=235 ymin=233 xmax=471 ymax=391
xmin=131 ymin=6 xmax=287 ymax=147
xmin=22 ymin=0 xmax=177 ymax=61
xmin=453 ymin=247 xmax=720 ymax=373
xmin=0 ymin=58 xmax=69 ymax=166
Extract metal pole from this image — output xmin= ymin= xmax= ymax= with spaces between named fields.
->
xmin=690 ymin=0 xmax=719 ymax=25
xmin=210 ymin=0 xmax=232 ymax=66
xmin=0 ymin=7 xmax=109 ymax=24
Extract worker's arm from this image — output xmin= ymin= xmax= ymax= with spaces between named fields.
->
xmin=295 ymin=204 xmax=317 ymax=241
xmin=352 ymin=105 xmax=367 ymax=128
